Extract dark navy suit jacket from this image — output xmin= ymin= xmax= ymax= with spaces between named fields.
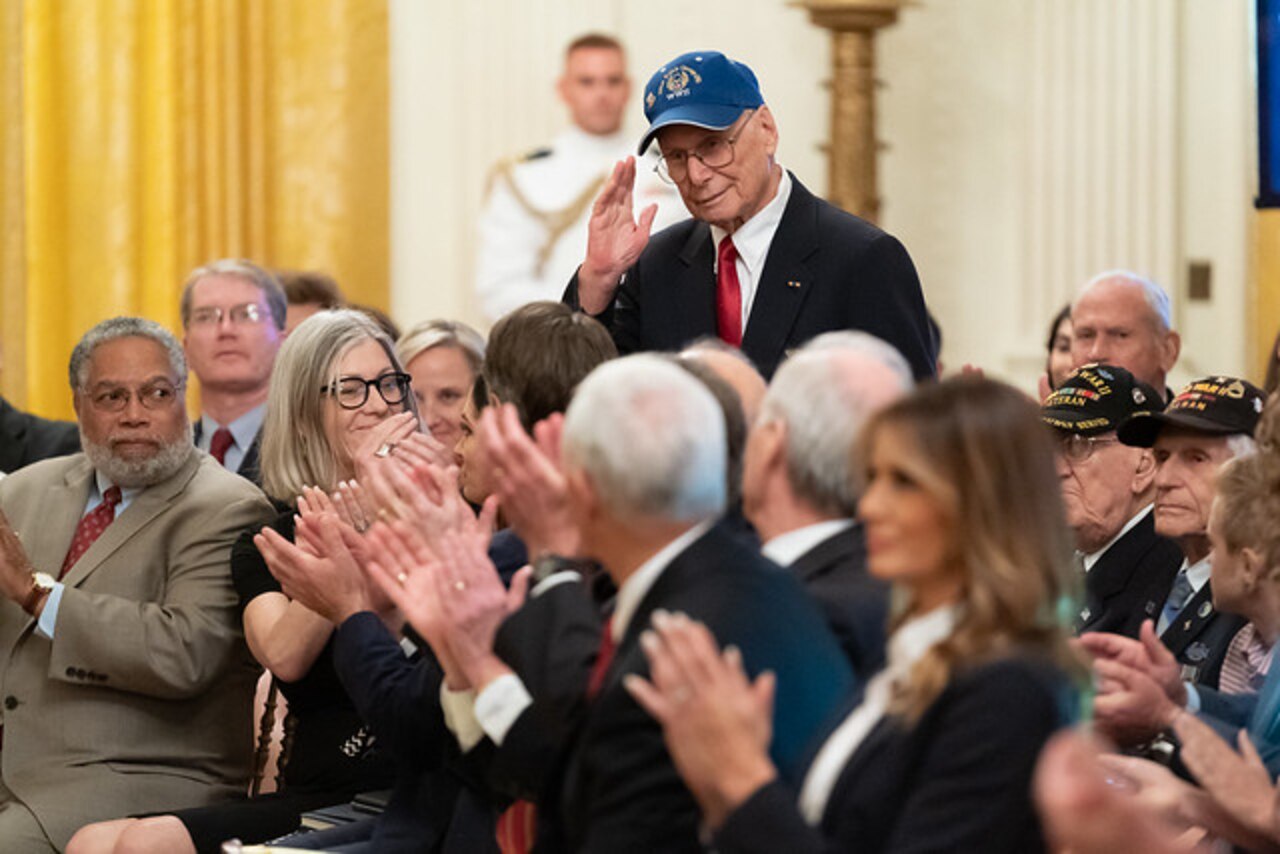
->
xmin=0 ymin=395 xmax=79 ymax=474
xmin=564 ymin=174 xmax=936 ymax=380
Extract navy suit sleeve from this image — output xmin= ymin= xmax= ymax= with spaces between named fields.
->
xmin=332 ymin=611 xmax=450 ymax=769
xmin=847 ymin=232 xmax=936 ymax=381
xmin=717 ymin=661 xmax=1062 ymax=854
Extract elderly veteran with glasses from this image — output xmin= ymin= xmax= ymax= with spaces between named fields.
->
xmin=1041 ymin=363 xmax=1180 ymax=638
xmin=0 ymin=317 xmax=273 ymax=852
xmin=563 ymin=50 xmax=936 ymax=381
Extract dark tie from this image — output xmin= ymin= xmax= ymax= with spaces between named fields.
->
xmin=1157 ymin=568 xmax=1195 ymax=635
xmin=716 ymin=236 xmax=743 ymax=347
xmin=209 ymin=427 xmax=235 ymax=466
xmin=497 ymin=619 xmax=616 ymax=854
xmin=60 ymin=486 xmax=122 ymax=578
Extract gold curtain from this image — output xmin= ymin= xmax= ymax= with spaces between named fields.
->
xmin=1 ymin=0 xmax=388 ymax=420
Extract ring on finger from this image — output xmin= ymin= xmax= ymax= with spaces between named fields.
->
xmin=396 ymin=571 xmax=408 ymax=586
xmin=375 ymin=442 xmax=397 ymax=458
xmin=453 ymin=580 xmax=466 ymax=592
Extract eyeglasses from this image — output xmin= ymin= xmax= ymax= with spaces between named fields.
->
xmin=322 ymin=372 xmax=412 ymax=410
xmin=188 ymin=303 xmax=266 ymax=327
xmin=1057 ymin=434 xmax=1119 ymax=464
xmin=86 ymin=380 xmax=185 ymax=412
xmin=654 ymin=110 xmax=756 ymax=184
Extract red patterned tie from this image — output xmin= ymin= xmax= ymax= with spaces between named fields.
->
xmin=60 ymin=486 xmax=122 ymax=578
xmin=209 ymin=427 xmax=234 ymax=466
xmin=716 ymin=236 xmax=743 ymax=347
xmin=496 ymin=620 xmax=616 ymax=854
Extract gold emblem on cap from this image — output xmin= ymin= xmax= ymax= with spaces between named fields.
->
xmin=1132 ymin=388 xmax=1146 ymax=404
xmin=657 ymin=65 xmax=702 ymax=98
xmin=1224 ymin=380 xmax=1245 ymax=399
xmin=646 ymin=92 xmax=656 ymax=108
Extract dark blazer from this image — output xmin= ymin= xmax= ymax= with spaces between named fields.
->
xmin=0 ymin=395 xmax=79 ymax=473
xmin=788 ymin=524 xmax=890 ymax=681
xmin=193 ymin=419 xmax=263 ymax=486
xmin=563 ymin=174 xmax=936 ymax=380
xmin=331 ymin=612 xmax=499 ymax=854
xmin=495 ymin=522 xmax=854 ymax=853
xmin=714 ymin=655 xmax=1079 ymax=854
xmin=1195 ymin=652 xmax=1280 ymax=775
xmin=1076 ymin=511 xmax=1182 ymax=638
xmin=1160 ymin=582 xmax=1244 ymax=690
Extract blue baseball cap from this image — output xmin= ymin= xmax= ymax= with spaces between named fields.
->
xmin=638 ymin=51 xmax=765 ymax=154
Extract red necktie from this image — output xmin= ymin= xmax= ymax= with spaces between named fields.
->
xmin=209 ymin=427 xmax=235 ymax=466
xmin=60 ymin=486 xmax=122 ymax=578
xmin=716 ymin=237 xmax=743 ymax=347
xmin=496 ymin=619 xmax=616 ymax=854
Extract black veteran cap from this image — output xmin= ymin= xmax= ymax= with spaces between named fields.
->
xmin=1041 ymin=364 xmax=1162 ymax=437
xmin=1118 ymin=375 xmax=1266 ymax=447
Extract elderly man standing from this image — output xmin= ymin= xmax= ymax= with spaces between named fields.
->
xmin=565 ymin=50 xmax=935 ymax=381
xmin=742 ymin=331 xmax=910 ymax=678
xmin=0 ymin=317 xmax=272 ymax=852
xmin=1070 ymin=271 xmax=1181 ymax=400
xmin=180 ymin=259 xmax=288 ymax=484
xmin=1040 ymin=364 xmax=1181 ymax=637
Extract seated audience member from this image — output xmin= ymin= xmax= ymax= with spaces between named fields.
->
xmin=1040 ymin=364 xmax=1180 ymax=636
xmin=375 ymin=354 xmax=853 ymax=852
xmin=1079 ymin=449 xmax=1280 ymax=778
xmin=671 ymin=356 xmax=752 ymax=527
xmin=243 ymin=303 xmax=620 ymax=853
xmin=181 ymin=258 xmax=288 ymax=484
xmin=396 ymin=320 xmax=486 ymax=452
xmin=69 ymin=310 xmax=409 ymax=853
xmin=353 ymin=304 xmax=402 ymax=342
xmin=679 ymin=338 xmax=767 ymax=424
xmin=1039 ymin=303 xmax=1073 ymax=399
xmin=0 ymin=317 xmax=272 ymax=852
xmin=625 ymin=375 xmax=1084 ymax=853
xmin=0 ymin=394 xmax=79 ymax=473
xmin=1082 ymin=376 xmax=1264 ymax=750
xmin=1070 ymin=270 xmax=1181 ymax=401
xmin=279 ymin=269 xmax=344 ymax=334
xmin=1266 ymin=327 xmax=1280 ymax=397
xmin=741 ymin=330 xmax=912 ymax=678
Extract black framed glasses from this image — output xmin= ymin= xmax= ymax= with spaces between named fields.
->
xmin=654 ymin=109 xmax=756 ymax=184
xmin=189 ymin=303 xmax=266 ymax=327
xmin=322 ymin=372 xmax=412 ymax=410
xmin=87 ymin=380 xmax=185 ymax=412
xmin=1056 ymin=433 xmax=1119 ymax=464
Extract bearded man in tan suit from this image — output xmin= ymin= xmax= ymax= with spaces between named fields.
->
xmin=0 ymin=317 xmax=273 ymax=852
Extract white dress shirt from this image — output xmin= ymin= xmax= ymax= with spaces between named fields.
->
xmin=762 ymin=519 xmax=854 ymax=568
xmin=709 ymin=168 xmax=793 ymax=334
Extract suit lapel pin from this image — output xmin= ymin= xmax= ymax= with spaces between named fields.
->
xmin=1186 ymin=641 xmax=1209 ymax=663
xmin=1198 ymin=601 xmax=1212 ymax=618
xmin=1144 ymin=601 xmax=1157 ymax=615
xmin=786 ymin=280 xmax=802 ymax=289
xmin=1183 ymin=619 xmax=1192 ymax=631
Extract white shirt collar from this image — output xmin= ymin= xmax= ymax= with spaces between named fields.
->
xmin=886 ymin=604 xmax=960 ymax=675
xmin=200 ymin=403 xmax=265 ymax=454
xmin=610 ymin=520 xmax=715 ymax=640
xmin=1082 ymin=504 xmax=1154 ymax=572
xmin=90 ymin=470 xmax=140 ymax=516
xmin=1185 ymin=554 xmax=1212 ymax=594
xmin=762 ymin=519 xmax=854 ymax=568
xmin=709 ymin=167 xmax=792 ymax=280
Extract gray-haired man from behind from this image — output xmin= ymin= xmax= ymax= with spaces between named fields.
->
xmin=0 ymin=317 xmax=272 ymax=852
xmin=742 ymin=331 xmax=912 ymax=679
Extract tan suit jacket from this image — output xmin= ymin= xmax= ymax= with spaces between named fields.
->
xmin=0 ymin=450 xmax=273 ymax=848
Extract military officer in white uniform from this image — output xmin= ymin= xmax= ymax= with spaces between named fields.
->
xmin=475 ymin=33 xmax=686 ymax=322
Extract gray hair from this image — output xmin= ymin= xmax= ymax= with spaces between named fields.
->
xmin=69 ymin=317 xmax=187 ymax=390
xmin=180 ymin=258 xmax=288 ymax=331
xmin=563 ymin=354 xmax=726 ymax=522
xmin=395 ymin=319 xmax=486 ymax=375
xmin=1076 ymin=270 xmax=1173 ymax=333
xmin=760 ymin=333 xmax=914 ymax=516
xmin=260 ymin=309 xmax=416 ymax=502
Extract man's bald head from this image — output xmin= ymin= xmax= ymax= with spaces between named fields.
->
xmin=1070 ymin=271 xmax=1180 ymax=398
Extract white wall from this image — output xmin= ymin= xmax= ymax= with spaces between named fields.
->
xmin=390 ymin=0 xmax=1253 ymax=390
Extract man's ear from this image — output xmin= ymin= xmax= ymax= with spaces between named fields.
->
xmin=1160 ymin=330 xmax=1182 ymax=374
xmin=1132 ymin=448 xmax=1157 ymax=494
xmin=755 ymin=105 xmax=779 ymax=157
xmin=760 ymin=419 xmax=787 ymax=474
xmin=565 ymin=466 xmax=598 ymax=522
xmin=1241 ymin=546 xmax=1265 ymax=592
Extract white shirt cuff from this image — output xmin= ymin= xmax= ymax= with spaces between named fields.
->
xmin=439 ymin=684 xmax=485 ymax=753
xmin=35 ymin=582 xmax=65 ymax=639
xmin=1184 ymin=682 xmax=1201 ymax=713
xmin=474 ymin=672 xmax=533 ymax=747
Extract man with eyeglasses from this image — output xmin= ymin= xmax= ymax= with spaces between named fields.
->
xmin=1041 ymin=364 xmax=1180 ymax=639
xmin=0 ymin=317 xmax=273 ymax=851
xmin=564 ymin=50 xmax=936 ymax=381
xmin=180 ymin=258 xmax=288 ymax=484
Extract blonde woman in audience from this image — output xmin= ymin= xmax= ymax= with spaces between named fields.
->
xmin=627 ymin=376 xmax=1085 ymax=852
xmin=68 ymin=310 xmax=419 ymax=854
xmin=396 ymin=319 xmax=485 ymax=454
